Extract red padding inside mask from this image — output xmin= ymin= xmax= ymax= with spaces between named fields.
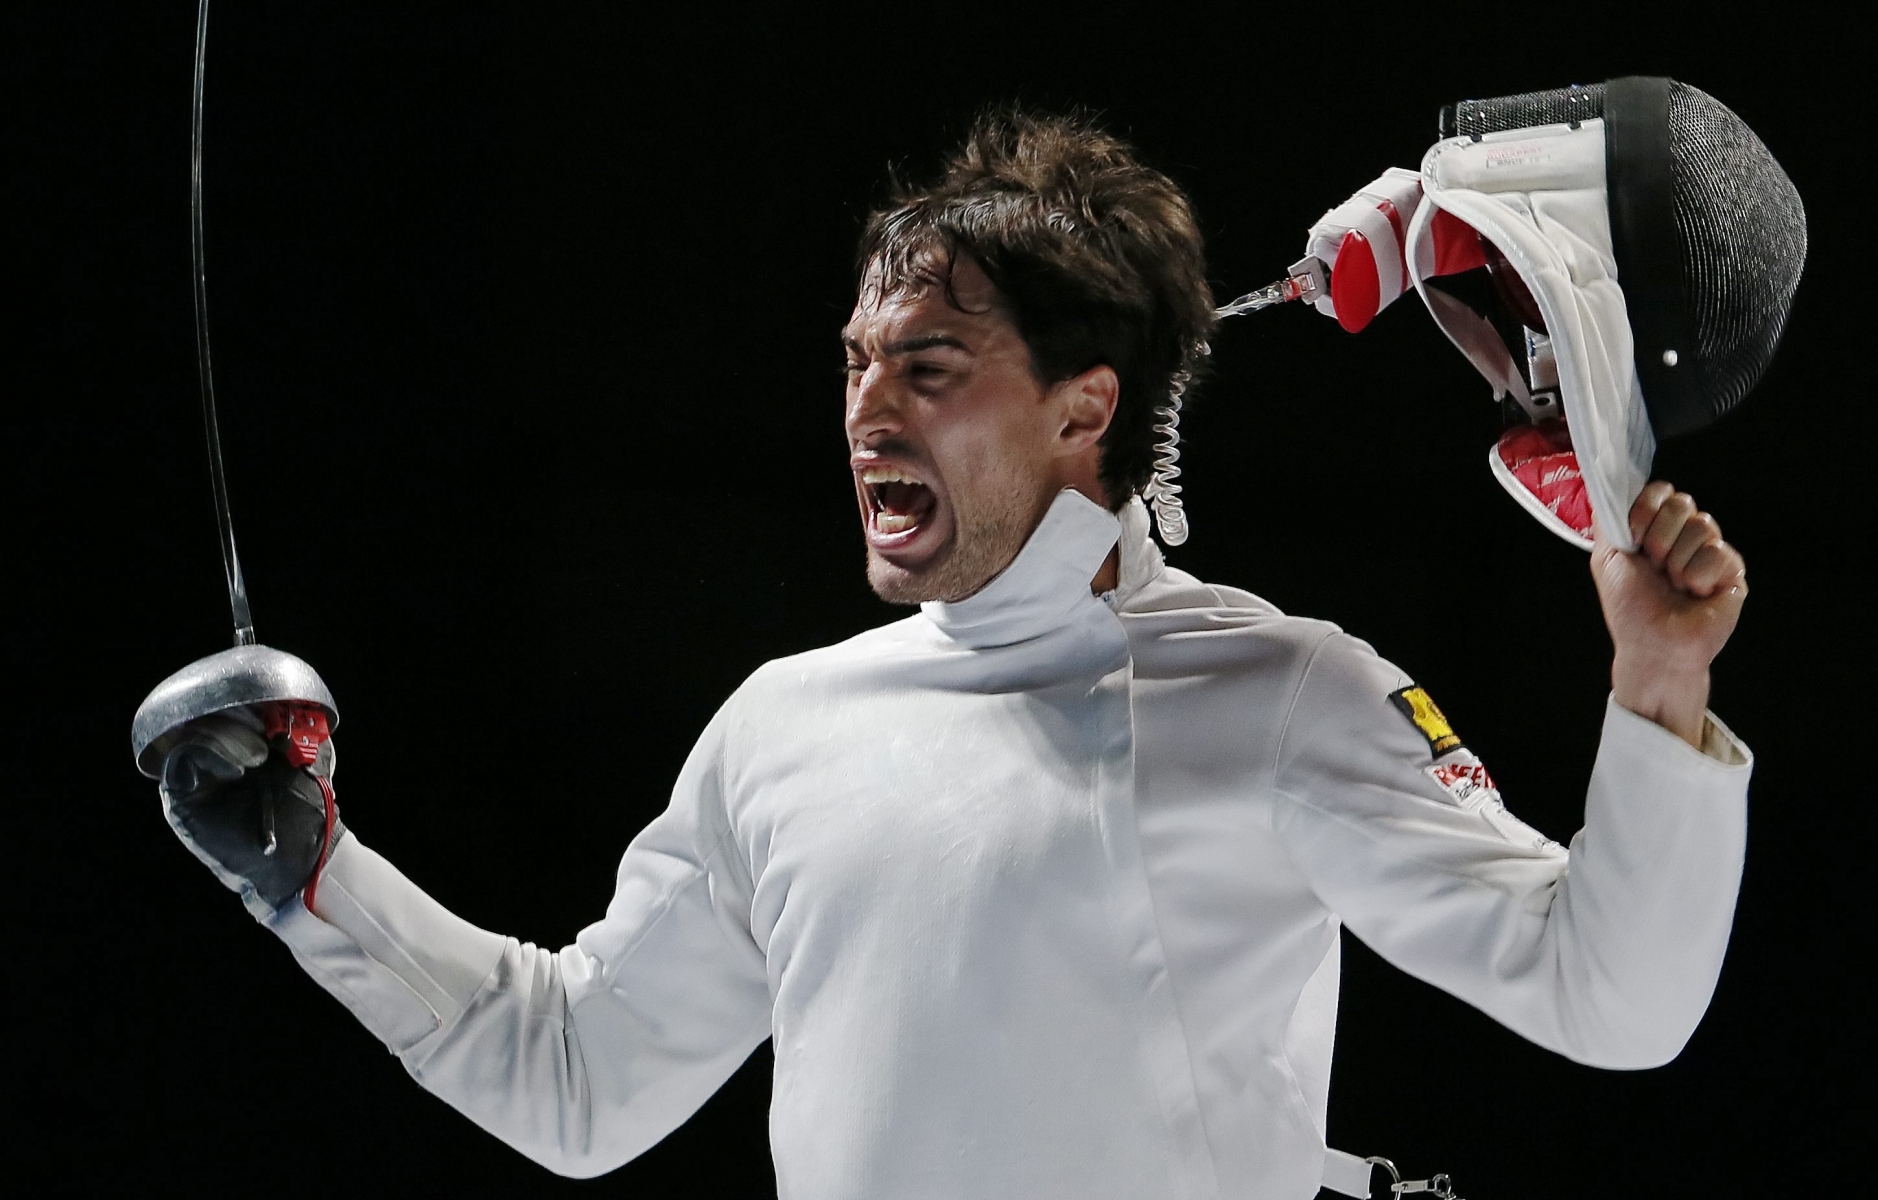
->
xmin=1495 ymin=423 xmax=1595 ymax=544
xmin=1427 ymin=207 xmax=1488 ymax=278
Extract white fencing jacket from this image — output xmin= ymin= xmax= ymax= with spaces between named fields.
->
xmin=266 ymin=490 xmax=1750 ymax=1199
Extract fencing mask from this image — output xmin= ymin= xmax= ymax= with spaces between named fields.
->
xmin=1304 ymin=78 xmax=1806 ymax=550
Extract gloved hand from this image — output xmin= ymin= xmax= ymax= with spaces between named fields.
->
xmin=1303 ymin=166 xmax=1425 ymax=332
xmin=160 ymin=707 xmax=343 ymax=920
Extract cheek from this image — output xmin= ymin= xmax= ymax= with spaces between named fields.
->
xmin=930 ymin=404 xmax=1052 ymax=506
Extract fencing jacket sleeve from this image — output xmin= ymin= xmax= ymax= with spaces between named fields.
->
xmin=264 ymin=703 xmax=772 ymax=1178
xmin=1269 ymin=631 xmax=1750 ymax=1069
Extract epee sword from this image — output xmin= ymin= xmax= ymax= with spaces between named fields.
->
xmin=132 ymin=0 xmax=338 ymax=797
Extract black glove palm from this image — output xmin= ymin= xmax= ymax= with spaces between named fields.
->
xmin=160 ymin=714 xmax=343 ymax=914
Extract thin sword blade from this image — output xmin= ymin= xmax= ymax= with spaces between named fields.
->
xmin=190 ymin=0 xmax=255 ymax=647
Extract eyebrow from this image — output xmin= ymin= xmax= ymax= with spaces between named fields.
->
xmin=841 ymin=333 xmax=971 ymax=356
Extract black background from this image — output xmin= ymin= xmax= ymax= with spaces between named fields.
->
xmin=13 ymin=4 xmax=1866 ymax=1195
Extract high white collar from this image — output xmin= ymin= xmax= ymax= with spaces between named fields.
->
xmin=920 ymin=489 xmax=1125 ymax=650
xmin=1112 ymin=494 xmax=1165 ymax=608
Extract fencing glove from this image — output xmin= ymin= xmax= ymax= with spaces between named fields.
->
xmin=160 ymin=708 xmax=343 ymax=920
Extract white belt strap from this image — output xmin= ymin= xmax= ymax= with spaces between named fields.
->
xmin=1322 ymin=1147 xmax=1376 ymax=1197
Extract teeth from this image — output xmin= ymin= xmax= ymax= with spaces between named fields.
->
xmin=860 ymin=466 xmax=921 ymax=486
xmin=876 ymin=512 xmax=917 ymax=534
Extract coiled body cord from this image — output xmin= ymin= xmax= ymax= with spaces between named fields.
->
xmin=1141 ymin=365 xmax=1197 ymax=546
xmin=1141 ymin=258 xmax=1328 ymax=547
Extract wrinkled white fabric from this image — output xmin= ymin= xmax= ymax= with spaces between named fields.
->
xmin=266 ymin=490 xmax=1750 ymax=1199
xmin=1409 ymin=120 xmax=1657 ymax=550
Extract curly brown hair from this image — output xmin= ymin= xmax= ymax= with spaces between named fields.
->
xmin=857 ymin=108 xmax=1215 ymax=507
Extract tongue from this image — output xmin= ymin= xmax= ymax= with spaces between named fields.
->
xmin=878 ymin=480 xmax=933 ymax=518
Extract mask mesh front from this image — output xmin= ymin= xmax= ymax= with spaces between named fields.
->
xmin=1668 ymin=81 xmax=1807 ymax=418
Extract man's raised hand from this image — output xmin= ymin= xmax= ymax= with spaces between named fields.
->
xmin=1590 ymin=481 xmax=1749 ymax=747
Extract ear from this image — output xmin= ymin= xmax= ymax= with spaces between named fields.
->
xmin=1051 ymin=363 xmax=1120 ymax=457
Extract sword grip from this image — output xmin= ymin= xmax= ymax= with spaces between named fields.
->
xmin=261 ymin=701 xmax=338 ymax=909
xmin=263 ymin=702 xmax=331 ymax=768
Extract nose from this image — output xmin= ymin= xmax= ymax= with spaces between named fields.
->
xmin=845 ymin=364 xmax=903 ymax=448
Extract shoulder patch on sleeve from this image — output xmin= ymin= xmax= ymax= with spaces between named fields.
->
xmin=1426 ymin=757 xmax=1497 ymax=807
xmin=1388 ymin=685 xmax=1465 ymax=757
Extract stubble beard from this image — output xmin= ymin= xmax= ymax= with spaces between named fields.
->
xmin=866 ymin=481 xmax=1044 ymax=605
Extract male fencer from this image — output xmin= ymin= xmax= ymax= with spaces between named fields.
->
xmin=158 ymin=111 xmax=1752 ymax=1199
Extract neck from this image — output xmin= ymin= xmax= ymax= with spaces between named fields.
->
xmin=1090 ymin=546 xmax=1119 ymax=594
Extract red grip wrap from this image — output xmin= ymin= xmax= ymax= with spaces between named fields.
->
xmin=304 ymin=775 xmax=337 ymax=913
xmin=263 ymin=702 xmax=331 ymax=768
xmin=261 ymin=701 xmax=338 ymax=913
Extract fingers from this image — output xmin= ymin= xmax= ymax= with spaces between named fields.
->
xmin=1636 ymin=487 xmax=1699 ymax=567
xmin=1683 ymin=539 xmax=1748 ymax=600
xmin=1628 ymin=480 xmax=1678 ymax=547
xmin=161 ymin=741 xmax=246 ymax=800
xmin=184 ymin=713 xmax=270 ymax=768
xmin=1664 ymin=510 xmax=1720 ymax=584
xmin=1628 ymin=481 xmax=1747 ymax=597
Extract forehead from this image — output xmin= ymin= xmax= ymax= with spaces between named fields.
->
xmin=845 ymin=252 xmax=1008 ymax=345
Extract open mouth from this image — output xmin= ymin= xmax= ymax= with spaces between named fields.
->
xmin=858 ymin=465 xmax=939 ymax=544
